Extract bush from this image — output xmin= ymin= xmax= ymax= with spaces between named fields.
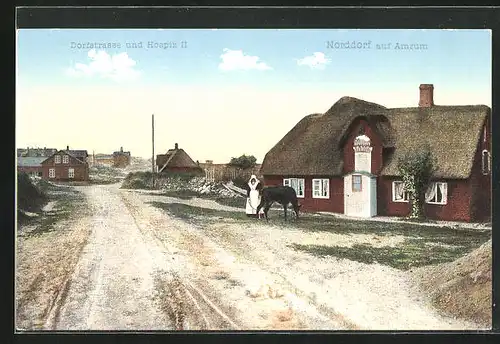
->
xmin=228 ymin=154 xmax=257 ymax=169
xmin=17 ymin=172 xmax=47 ymax=212
xmin=121 ymin=171 xmax=154 ymax=189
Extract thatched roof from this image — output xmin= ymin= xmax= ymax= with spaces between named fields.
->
xmin=260 ymin=96 xmax=490 ymax=179
xmin=157 ymin=147 xmax=200 ymax=172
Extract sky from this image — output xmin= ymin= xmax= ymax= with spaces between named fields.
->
xmin=16 ymin=29 xmax=491 ymax=162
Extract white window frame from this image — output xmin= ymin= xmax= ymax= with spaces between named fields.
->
xmin=283 ymin=178 xmax=305 ymax=198
xmin=68 ymin=168 xmax=75 ymax=179
xmin=54 ymin=155 xmax=61 ymax=164
xmin=312 ymin=178 xmax=330 ymax=199
xmin=425 ymin=182 xmax=448 ymax=205
xmin=63 ymin=155 xmax=69 ymax=164
xmin=482 ymin=149 xmax=490 ymax=175
xmin=392 ymin=181 xmax=410 ymax=203
xmin=49 ymin=168 xmax=55 ymax=178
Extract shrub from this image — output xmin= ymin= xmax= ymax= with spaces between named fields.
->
xmin=17 ymin=172 xmax=47 ymax=212
xmin=228 ymin=154 xmax=257 ymax=169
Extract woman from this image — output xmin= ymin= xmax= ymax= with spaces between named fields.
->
xmin=245 ymin=175 xmax=264 ymax=218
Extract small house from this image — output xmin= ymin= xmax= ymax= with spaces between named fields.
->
xmin=156 ymin=143 xmax=204 ymax=175
xmin=113 ymin=147 xmax=131 ymax=168
xmin=17 ymin=157 xmax=46 ymax=177
xmin=41 ymin=146 xmax=90 ymax=181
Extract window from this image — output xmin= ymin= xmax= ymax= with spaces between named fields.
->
xmin=63 ymin=155 xmax=69 ymax=164
xmin=312 ymin=179 xmax=330 ymax=199
xmin=352 ymin=175 xmax=362 ymax=192
xmin=38 ymin=172 xmax=43 ymax=177
xmin=392 ymin=181 xmax=410 ymax=202
xmin=68 ymin=168 xmax=75 ymax=179
xmin=49 ymin=168 xmax=55 ymax=178
xmin=283 ymin=178 xmax=305 ymax=198
xmin=482 ymin=150 xmax=490 ymax=175
xmin=425 ymin=182 xmax=448 ymax=205
xmin=54 ymin=155 xmax=61 ymax=164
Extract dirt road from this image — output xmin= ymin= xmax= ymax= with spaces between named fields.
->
xmin=42 ymin=183 xmax=484 ymax=331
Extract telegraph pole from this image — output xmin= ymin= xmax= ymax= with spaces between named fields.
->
xmin=152 ymin=114 xmax=155 ymax=189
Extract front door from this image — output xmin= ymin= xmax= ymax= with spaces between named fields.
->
xmin=344 ymin=173 xmax=377 ymax=217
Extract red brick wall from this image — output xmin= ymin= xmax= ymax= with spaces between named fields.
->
xmin=378 ymin=177 xmax=473 ymax=222
xmin=42 ymin=153 xmax=89 ymax=181
xmin=342 ymin=119 xmax=384 ymax=175
xmin=262 ymin=175 xmax=344 ymax=213
xmin=469 ymin=115 xmax=492 ymax=222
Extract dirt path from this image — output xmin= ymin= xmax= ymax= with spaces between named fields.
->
xmin=126 ymin=190 xmax=485 ymax=331
xmin=42 ymin=184 xmax=484 ymax=330
xmin=49 ymin=184 xmax=172 ymax=330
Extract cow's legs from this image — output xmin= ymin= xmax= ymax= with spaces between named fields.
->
xmin=292 ymin=201 xmax=300 ymax=220
xmin=256 ymin=199 xmax=265 ymax=217
xmin=264 ymin=203 xmax=272 ymax=221
xmin=283 ymin=203 xmax=288 ymax=221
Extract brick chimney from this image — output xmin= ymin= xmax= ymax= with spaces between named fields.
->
xmin=419 ymin=84 xmax=434 ymax=107
xmin=66 ymin=145 xmax=69 ymax=151
xmin=120 ymin=146 xmax=123 ymax=152
xmin=174 ymin=143 xmax=179 ymax=150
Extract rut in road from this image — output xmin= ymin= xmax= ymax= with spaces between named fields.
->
xmin=47 ymin=184 xmax=173 ymax=330
xmin=48 ymin=184 xmax=242 ymax=331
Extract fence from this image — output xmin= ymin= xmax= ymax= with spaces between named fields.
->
xmin=201 ymin=164 xmax=262 ymax=183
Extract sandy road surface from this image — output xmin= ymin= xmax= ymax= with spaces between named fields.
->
xmin=46 ymin=183 xmax=483 ymax=331
xmin=49 ymin=184 xmax=173 ymax=330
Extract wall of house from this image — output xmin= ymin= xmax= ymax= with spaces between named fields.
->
xmin=42 ymin=153 xmax=89 ymax=181
xmin=262 ymin=175 xmax=344 ymax=213
xmin=468 ymin=115 xmax=492 ymax=222
xmin=342 ymin=119 xmax=384 ymax=175
xmin=378 ymin=176 xmax=473 ymax=222
xmin=114 ymin=155 xmax=131 ymax=168
xmin=42 ymin=165 xmax=88 ymax=181
xmin=17 ymin=167 xmax=43 ymax=176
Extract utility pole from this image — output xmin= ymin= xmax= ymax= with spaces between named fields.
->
xmin=152 ymin=114 xmax=155 ymax=189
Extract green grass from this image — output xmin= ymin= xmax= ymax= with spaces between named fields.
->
xmin=19 ymin=188 xmax=87 ymax=237
xmin=148 ymin=201 xmax=251 ymax=225
xmin=151 ymin=189 xmax=247 ymax=208
xmin=149 ymin=196 xmax=490 ymax=271
xmin=288 ymin=237 xmax=484 ymax=271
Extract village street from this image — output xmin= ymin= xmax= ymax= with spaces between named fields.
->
xmin=36 ymin=182 xmax=484 ymax=331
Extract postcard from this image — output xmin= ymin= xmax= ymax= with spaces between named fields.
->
xmin=16 ymin=26 xmax=492 ymax=331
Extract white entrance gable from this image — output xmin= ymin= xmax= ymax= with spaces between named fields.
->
xmin=353 ymin=134 xmax=373 ymax=173
xmin=344 ymin=171 xmax=377 ymax=218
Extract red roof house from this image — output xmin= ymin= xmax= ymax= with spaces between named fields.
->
xmin=260 ymin=84 xmax=491 ymax=223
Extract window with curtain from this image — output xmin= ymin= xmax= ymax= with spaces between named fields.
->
xmin=392 ymin=181 xmax=409 ymax=202
xmin=352 ymin=175 xmax=362 ymax=192
xmin=283 ymin=178 xmax=305 ymax=198
xmin=425 ymin=182 xmax=448 ymax=205
xmin=312 ymin=179 xmax=329 ymax=198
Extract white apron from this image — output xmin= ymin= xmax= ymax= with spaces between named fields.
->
xmin=246 ymin=176 xmax=264 ymax=216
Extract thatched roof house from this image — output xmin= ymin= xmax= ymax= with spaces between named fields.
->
xmin=261 ymin=97 xmax=489 ymax=179
xmin=156 ymin=143 xmax=203 ymax=175
xmin=260 ymin=84 xmax=491 ymax=223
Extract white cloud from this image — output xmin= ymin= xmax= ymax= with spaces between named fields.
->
xmin=218 ymin=48 xmax=272 ymax=71
xmin=296 ymin=52 xmax=331 ymax=70
xmin=65 ymin=49 xmax=141 ymax=82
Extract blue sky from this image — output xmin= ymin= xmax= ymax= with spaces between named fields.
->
xmin=16 ymin=29 xmax=491 ymax=161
